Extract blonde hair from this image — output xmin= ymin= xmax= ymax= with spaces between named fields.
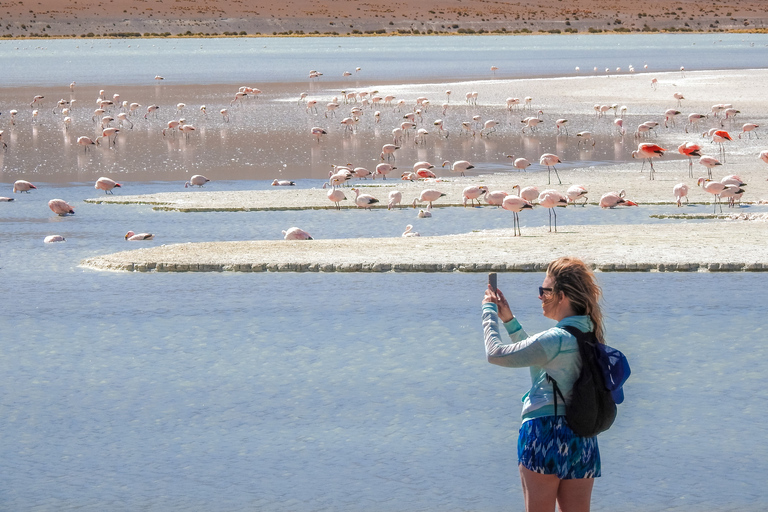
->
xmin=546 ymin=256 xmax=605 ymax=344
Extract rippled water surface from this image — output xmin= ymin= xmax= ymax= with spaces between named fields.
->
xmin=1 ymin=34 xmax=767 ymax=511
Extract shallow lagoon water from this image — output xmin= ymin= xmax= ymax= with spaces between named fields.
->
xmin=1 ymin=34 xmax=767 ymax=511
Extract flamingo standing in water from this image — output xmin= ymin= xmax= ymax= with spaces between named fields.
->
xmin=442 ymin=160 xmax=474 ymax=176
xmin=599 ymin=190 xmax=638 ymax=208
xmin=538 ymin=189 xmax=568 ymax=232
xmin=413 ymin=189 xmax=446 ymax=208
xmin=484 ymin=190 xmax=508 ymax=207
xmin=380 ymin=144 xmax=398 ymax=161
xmin=739 ymin=123 xmax=759 ymax=139
xmin=125 ymin=231 xmax=155 ymax=241
xmin=697 ymin=177 xmax=734 ymax=213
xmin=49 ymin=199 xmax=75 ymax=216
xmin=388 ymin=190 xmax=403 ymax=210
xmin=566 ymin=185 xmax=588 ymax=205
xmin=282 ymin=227 xmax=313 ymax=240
xmin=14 ymin=180 xmax=37 ymax=193
xmin=631 ymin=143 xmax=666 ymax=180
xmin=506 ymin=156 xmax=531 ymax=171
xmin=720 ymin=175 xmax=747 ymax=207
xmin=311 ymin=127 xmax=327 ymax=143
xmin=185 ymin=175 xmax=210 ymax=187
xmin=539 ymin=153 xmax=562 ymax=185
xmin=502 ymin=195 xmax=533 ymax=236
xmin=673 ymin=183 xmax=689 ymax=207
xmin=95 ymin=177 xmax=121 ymax=194
xmin=513 ymin=185 xmax=539 ymax=203
xmin=77 ymin=136 xmax=97 ymax=152
xmin=678 ymin=142 xmax=702 ymax=177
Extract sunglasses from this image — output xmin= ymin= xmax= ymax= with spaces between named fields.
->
xmin=538 ymin=287 xmax=554 ymax=297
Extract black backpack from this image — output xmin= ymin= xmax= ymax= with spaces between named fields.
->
xmin=547 ymin=325 xmax=625 ymax=438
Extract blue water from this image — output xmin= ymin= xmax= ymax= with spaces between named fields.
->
xmin=1 ymin=35 xmax=767 ymax=511
xmin=0 ymin=33 xmax=767 ymax=87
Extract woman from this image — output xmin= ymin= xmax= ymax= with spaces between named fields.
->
xmin=482 ymin=256 xmax=604 ymax=512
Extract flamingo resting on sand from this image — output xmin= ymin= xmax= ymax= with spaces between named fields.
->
xmin=282 ymin=227 xmax=313 ymax=240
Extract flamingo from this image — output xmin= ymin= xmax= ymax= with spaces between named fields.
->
xmin=614 ymin=118 xmax=625 ymax=136
xmin=433 ymin=119 xmax=449 ymax=138
xmin=95 ymin=177 xmax=121 ymax=194
xmin=539 ymin=153 xmax=562 ymax=185
xmin=144 ymin=105 xmax=160 ymax=119
xmin=576 ymin=131 xmax=595 ymax=147
xmin=402 ymin=225 xmax=420 ymax=237
xmin=631 ymin=143 xmax=665 ymax=180
xmin=417 ymin=204 xmax=433 ymax=218
xmin=323 ymin=184 xmax=347 ymax=210
xmin=698 ymin=155 xmax=722 ymax=179
xmin=77 ymin=136 xmax=97 ymax=152
xmin=521 ymin=112 xmax=544 ymax=134
xmin=117 ymin=112 xmax=133 ymax=129
xmin=125 ymin=231 xmax=155 ymax=241
xmin=220 ymin=109 xmax=230 ymax=123
xmin=412 ymin=189 xmax=446 ymax=208
xmin=375 ymin=163 xmax=396 ymax=180
xmin=513 ymin=185 xmax=539 ymax=203
xmin=673 ymin=183 xmax=689 ymax=207
xmin=739 ymin=124 xmax=759 ymax=139
xmin=13 ymin=180 xmax=37 ymax=193
xmin=416 ymin=167 xmax=437 ymax=179
xmin=720 ymin=184 xmax=746 ymax=208
xmin=686 ymin=113 xmax=707 ymax=132
xmin=760 ymin=150 xmax=768 ymax=165
xmin=310 ymin=126 xmax=327 ymax=143
xmin=462 ymin=185 xmax=489 ymax=207
xmin=179 ymin=124 xmax=196 ymax=140
xmin=30 ymin=94 xmax=44 ymax=108
xmin=697 ymin=177 xmax=731 ymax=213
xmin=664 ymin=109 xmax=681 ymax=128
xmin=185 ymin=175 xmax=210 ymax=187
xmin=710 ymin=129 xmax=732 ymax=161
xmin=380 ymin=144 xmax=398 ymax=161
xmin=480 ymin=120 xmax=499 ymax=137
xmin=484 ymin=190 xmax=508 ymax=207
xmin=555 ymin=118 xmax=569 ymax=136
xmin=154 ymin=75 xmax=164 ymax=80
xmin=353 ymin=167 xmax=372 ymax=179
xmin=599 ymin=190 xmax=638 ymax=208
xmin=538 ymin=189 xmax=568 ymax=232
xmin=350 ymin=187 xmax=379 ymax=209
xmin=97 ymin=127 xmax=120 ymax=147
xmin=566 ymin=185 xmax=588 ymax=205
xmin=163 ymin=120 xmax=181 ymax=137
xmin=0 ymin=197 xmax=14 ymax=202
xmin=506 ymin=156 xmax=531 ymax=171
xmin=442 ymin=160 xmax=474 ymax=176
xmin=678 ymin=142 xmax=702 ymax=177
xmin=282 ymin=227 xmax=313 ymax=240
xmin=388 ymin=190 xmax=403 ymax=210
xmin=271 ymin=179 xmax=296 ymax=186
xmin=48 ymin=198 xmax=75 ymax=216
xmin=44 ymin=235 xmax=66 ymax=243
xmin=502 ymin=196 xmax=533 ymax=236
xmin=673 ymin=92 xmax=685 ymax=107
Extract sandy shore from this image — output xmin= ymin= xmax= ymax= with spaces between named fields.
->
xmin=2 ymin=0 xmax=768 ymax=37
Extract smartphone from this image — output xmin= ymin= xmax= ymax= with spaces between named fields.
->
xmin=488 ymin=272 xmax=497 ymax=292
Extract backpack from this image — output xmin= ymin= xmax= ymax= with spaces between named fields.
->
xmin=546 ymin=325 xmax=631 ymax=438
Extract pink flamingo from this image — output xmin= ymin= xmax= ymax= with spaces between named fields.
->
xmin=416 ymin=167 xmax=437 ymax=179
xmin=44 ymin=235 xmax=66 ymax=243
xmin=282 ymin=227 xmax=313 ymax=240
xmin=556 ymin=119 xmax=569 ymax=136
xmin=672 ymin=183 xmax=689 ymax=207
xmin=97 ymin=127 xmax=120 ymax=147
xmin=402 ymin=225 xmax=420 ymax=237
xmin=721 ymin=175 xmax=747 ymax=206
xmin=677 ymin=142 xmax=702 ymax=177
xmin=513 ymin=185 xmax=539 ymax=203
xmin=374 ymin=163 xmax=396 ymax=180
xmin=539 ymin=153 xmax=562 ymax=185
xmin=412 ymin=189 xmax=446 ymax=208
xmin=538 ymin=189 xmax=568 ymax=232
xmin=599 ymin=190 xmax=638 ymax=208
xmin=631 ymin=143 xmax=666 ymax=180
xmin=351 ymin=188 xmax=379 ymax=209
xmin=697 ymin=178 xmax=729 ymax=213
xmin=484 ymin=190 xmax=508 ymax=207
xmin=710 ymin=129 xmax=732 ymax=161
xmin=566 ymin=185 xmax=588 ymax=206
xmin=462 ymin=185 xmax=488 ymax=207
xmin=698 ymin=155 xmax=722 ymax=179
xmin=739 ymin=124 xmax=759 ymax=139
xmin=185 ymin=175 xmax=210 ymax=187
xmin=760 ymin=150 xmax=768 ymax=165
xmin=388 ymin=190 xmax=403 ymax=210
xmin=271 ymin=179 xmax=295 ymax=186
xmin=442 ymin=160 xmax=473 ymax=176
xmin=49 ymin=198 xmax=75 ymax=216
xmin=502 ymin=196 xmax=533 ymax=236
xmin=95 ymin=177 xmax=121 ymax=194
xmin=506 ymin=156 xmax=531 ymax=171
xmin=14 ymin=180 xmax=37 ymax=193
xmin=77 ymin=136 xmax=97 ymax=152
xmin=311 ymin=127 xmax=327 ymax=143
xmin=380 ymin=144 xmax=398 ymax=161
xmin=322 ymin=184 xmax=346 ymax=210
xmin=144 ymin=105 xmax=160 ymax=119
xmin=125 ymin=231 xmax=155 ymax=241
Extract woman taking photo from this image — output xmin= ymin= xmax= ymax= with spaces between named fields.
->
xmin=481 ymin=256 xmax=604 ymax=512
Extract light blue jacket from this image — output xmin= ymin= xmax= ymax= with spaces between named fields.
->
xmin=482 ymin=303 xmax=593 ymax=422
